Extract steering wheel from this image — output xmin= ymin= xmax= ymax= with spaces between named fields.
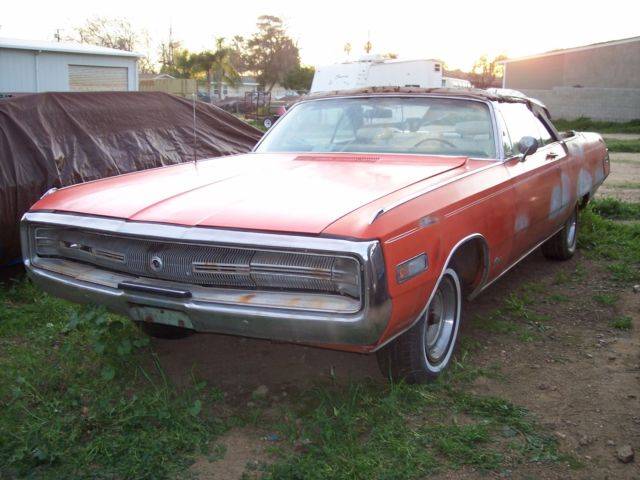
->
xmin=411 ymin=137 xmax=457 ymax=149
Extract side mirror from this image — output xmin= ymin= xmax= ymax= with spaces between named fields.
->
xmin=518 ymin=136 xmax=539 ymax=161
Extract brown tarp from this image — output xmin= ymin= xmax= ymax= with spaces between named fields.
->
xmin=0 ymin=91 xmax=263 ymax=264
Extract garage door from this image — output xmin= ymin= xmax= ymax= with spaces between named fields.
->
xmin=68 ymin=65 xmax=128 ymax=92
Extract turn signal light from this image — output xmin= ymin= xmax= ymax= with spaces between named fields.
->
xmin=396 ymin=253 xmax=428 ymax=283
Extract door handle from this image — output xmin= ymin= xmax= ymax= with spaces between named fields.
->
xmin=546 ymin=152 xmax=558 ymax=160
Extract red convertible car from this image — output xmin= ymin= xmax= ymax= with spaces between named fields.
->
xmin=21 ymin=88 xmax=609 ymax=382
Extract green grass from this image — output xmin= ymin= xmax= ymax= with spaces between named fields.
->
xmin=593 ymin=293 xmax=618 ymax=306
xmin=578 ymin=205 xmax=640 ymax=283
xmin=553 ymin=117 xmax=640 ymax=134
xmin=0 ymin=280 xmax=225 ymax=479
xmin=610 ymin=316 xmax=632 ymax=330
xmin=604 ymin=139 xmax=640 ymax=153
xmin=549 ymin=294 xmax=569 ymax=303
xmin=473 ymin=290 xmax=551 ymax=341
xmin=246 ymin=119 xmax=269 ymax=132
xmin=0 ymin=278 xmax=567 ymax=479
xmin=591 ymin=198 xmax=640 ymax=221
xmin=261 ymin=377 xmax=562 ymax=479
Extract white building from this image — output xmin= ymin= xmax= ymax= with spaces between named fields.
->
xmin=209 ymin=76 xmax=297 ymax=100
xmin=209 ymin=75 xmax=259 ymax=99
xmin=0 ymin=38 xmax=140 ymax=94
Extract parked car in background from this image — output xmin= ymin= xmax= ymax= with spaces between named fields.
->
xmin=262 ymin=104 xmax=288 ymax=129
xmin=21 ymin=87 xmax=609 ymax=382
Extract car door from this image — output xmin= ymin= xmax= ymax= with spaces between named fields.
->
xmin=498 ymin=103 xmax=566 ymax=259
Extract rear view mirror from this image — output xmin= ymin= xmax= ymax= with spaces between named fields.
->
xmin=365 ymin=107 xmax=393 ymax=119
xmin=518 ymin=136 xmax=539 ymax=161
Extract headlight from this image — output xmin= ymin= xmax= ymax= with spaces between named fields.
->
xmin=247 ymin=250 xmax=361 ymax=298
xmin=33 ymin=227 xmax=60 ymax=256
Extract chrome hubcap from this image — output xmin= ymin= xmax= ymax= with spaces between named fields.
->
xmin=425 ymin=275 xmax=457 ymax=365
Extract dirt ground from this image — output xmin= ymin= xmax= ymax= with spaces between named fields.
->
xmin=598 ymin=152 xmax=640 ymax=203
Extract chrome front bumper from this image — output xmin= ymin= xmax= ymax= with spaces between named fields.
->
xmin=21 ymin=212 xmax=391 ymax=346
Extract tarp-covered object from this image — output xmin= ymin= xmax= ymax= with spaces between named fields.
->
xmin=0 ymin=91 xmax=263 ymax=264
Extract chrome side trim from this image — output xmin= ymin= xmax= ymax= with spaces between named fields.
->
xmin=370 ymin=162 xmax=501 ymax=222
xmin=372 ymin=233 xmax=488 ymax=352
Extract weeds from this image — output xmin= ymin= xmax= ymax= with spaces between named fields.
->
xmin=475 ymin=288 xmax=550 ymax=340
xmin=593 ymin=293 xmax=618 ymax=306
xmin=0 ymin=280 xmax=224 ymax=479
xmin=553 ymin=271 xmax=571 ymax=285
xmin=549 ymin=294 xmax=569 ymax=303
xmin=591 ymin=198 xmax=640 ymax=221
xmin=0 ymin=278 xmax=566 ymax=479
xmin=262 ymin=379 xmax=560 ymax=479
xmin=578 ymin=206 xmax=640 ymax=283
xmin=610 ymin=316 xmax=632 ymax=330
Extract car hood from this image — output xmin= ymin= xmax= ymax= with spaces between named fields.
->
xmin=34 ymin=153 xmax=468 ymax=234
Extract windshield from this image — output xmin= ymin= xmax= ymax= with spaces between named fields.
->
xmin=256 ymin=96 xmax=497 ymax=159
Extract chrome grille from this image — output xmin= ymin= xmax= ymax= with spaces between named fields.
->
xmin=32 ymin=226 xmax=361 ymax=298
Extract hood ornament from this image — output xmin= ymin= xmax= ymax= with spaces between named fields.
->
xmin=150 ymin=255 xmax=163 ymax=272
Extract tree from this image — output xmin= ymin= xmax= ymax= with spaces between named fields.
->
xmin=73 ymin=17 xmax=138 ymax=52
xmin=470 ymin=54 xmax=508 ymax=88
xmin=194 ymin=38 xmax=241 ymax=99
xmin=246 ymin=15 xmax=300 ymax=92
xmin=228 ymin=35 xmax=250 ymax=74
xmin=283 ymin=64 xmax=315 ymax=93
xmin=170 ymin=49 xmax=199 ymax=79
xmin=72 ymin=17 xmax=155 ymax=73
xmin=137 ymin=33 xmax=156 ymax=74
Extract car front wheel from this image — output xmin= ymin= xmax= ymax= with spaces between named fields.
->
xmin=542 ymin=207 xmax=578 ymax=261
xmin=376 ymin=267 xmax=462 ymax=383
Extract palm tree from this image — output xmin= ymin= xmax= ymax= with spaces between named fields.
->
xmin=196 ymin=38 xmax=241 ymax=100
xmin=173 ymin=49 xmax=198 ymax=78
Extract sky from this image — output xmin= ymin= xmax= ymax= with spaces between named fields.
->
xmin=1 ymin=0 xmax=638 ymax=70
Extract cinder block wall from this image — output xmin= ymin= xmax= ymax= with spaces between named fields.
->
xmin=503 ymin=40 xmax=640 ymax=121
xmin=521 ymin=87 xmax=640 ymax=121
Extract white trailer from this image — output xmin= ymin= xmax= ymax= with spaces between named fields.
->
xmin=441 ymin=76 xmax=472 ymax=89
xmin=310 ymin=56 xmax=470 ymax=93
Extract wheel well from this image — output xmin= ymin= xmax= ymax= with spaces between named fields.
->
xmin=579 ymin=193 xmax=590 ymax=209
xmin=449 ymin=237 xmax=489 ymax=297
